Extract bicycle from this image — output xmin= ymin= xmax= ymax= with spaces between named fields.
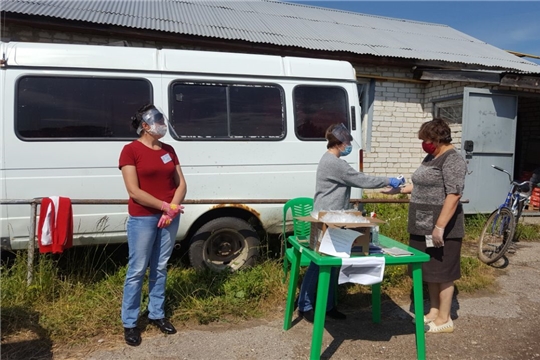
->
xmin=477 ymin=165 xmax=532 ymax=265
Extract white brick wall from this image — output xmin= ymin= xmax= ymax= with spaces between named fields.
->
xmin=356 ymin=67 xmax=540 ymax=183
xmin=356 ymin=66 xmax=430 ymax=180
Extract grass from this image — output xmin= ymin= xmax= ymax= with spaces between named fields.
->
xmin=1 ymin=249 xmax=287 ymax=347
xmin=514 ymin=220 xmax=540 ymax=241
xmin=363 ymin=195 xmax=410 ymax=243
xmin=1 ymin=201 xmax=538 ymax=350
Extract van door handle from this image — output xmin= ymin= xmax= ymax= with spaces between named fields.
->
xmin=351 ymin=106 xmax=356 ymax=130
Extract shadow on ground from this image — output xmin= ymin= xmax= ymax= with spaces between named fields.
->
xmin=1 ymin=306 xmax=52 ymax=360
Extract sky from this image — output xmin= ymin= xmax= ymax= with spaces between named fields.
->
xmin=288 ymin=1 xmax=540 ymax=65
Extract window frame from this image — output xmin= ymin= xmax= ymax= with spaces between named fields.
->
xmin=14 ymin=75 xmax=153 ymax=142
xmin=292 ymin=84 xmax=351 ymax=141
xmin=168 ymin=80 xmax=287 ymax=141
xmin=432 ymin=95 xmax=464 ymax=124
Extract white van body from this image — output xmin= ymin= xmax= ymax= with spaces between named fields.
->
xmin=0 ymin=41 xmax=363 ymax=270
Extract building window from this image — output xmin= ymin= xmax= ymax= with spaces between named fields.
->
xmin=294 ymin=85 xmax=349 ymax=140
xmin=170 ymin=82 xmax=285 ymax=140
xmin=433 ymin=98 xmax=464 ymax=149
xmin=16 ymin=76 xmax=151 ymax=140
xmin=434 ymin=99 xmax=463 ymax=124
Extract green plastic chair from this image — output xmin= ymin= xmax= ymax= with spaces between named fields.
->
xmin=282 ymin=197 xmax=314 ymax=283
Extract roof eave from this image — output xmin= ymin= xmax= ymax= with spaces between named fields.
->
xmin=3 ymin=13 xmax=537 ymax=76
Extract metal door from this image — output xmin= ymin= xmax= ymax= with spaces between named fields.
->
xmin=461 ymin=88 xmax=518 ymax=214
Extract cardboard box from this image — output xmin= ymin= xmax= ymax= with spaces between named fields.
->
xmin=350 ymin=231 xmax=372 ymax=256
xmin=296 ymin=211 xmax=385 ymax=256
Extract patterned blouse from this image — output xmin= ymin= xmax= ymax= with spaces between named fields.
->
xmin=407 ymin=149 xmax=467 ymax=238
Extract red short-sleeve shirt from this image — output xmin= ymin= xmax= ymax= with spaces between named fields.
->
xmin=119 ymin=141 xmax=180 ymax=216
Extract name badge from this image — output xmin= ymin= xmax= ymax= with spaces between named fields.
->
xmin=161 ymin=153 xmax=172 ymax=164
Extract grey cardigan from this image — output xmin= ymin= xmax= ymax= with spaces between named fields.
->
xmin=313 ymin=152 xmax=389 ymax=211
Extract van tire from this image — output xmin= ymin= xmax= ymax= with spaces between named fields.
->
xmin=188 ymin=217 xmax=260 ymax=272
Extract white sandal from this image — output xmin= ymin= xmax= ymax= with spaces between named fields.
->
xmin=425 ymin=319 xmax=454 ymax=333
xmin=412 ymin=315 xmax=435 ymax=325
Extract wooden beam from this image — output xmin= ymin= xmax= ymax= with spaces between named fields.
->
xmin=506 ymin=50 xmax=540 ymax=60
xmin=500 ymin=74 xmax=540 ymax=90
xmin=356 ymin=73 xmax=427 ymax=84
xmin=415 ymin=69 xmax=501 ymax=83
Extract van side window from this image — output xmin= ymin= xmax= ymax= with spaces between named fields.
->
xmin=170 ymin=82 xmax=285 ymax=140
xmin=16 ymin=76 xmax=152 ymax=140
xmin=294 ymin=86 xmax=349 ymax=139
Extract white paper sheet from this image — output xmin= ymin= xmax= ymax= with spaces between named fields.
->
xmin=317 ymin=227 xmax=361 ymax=258
xmin=338 ymin=257 xmax=386 ymax=285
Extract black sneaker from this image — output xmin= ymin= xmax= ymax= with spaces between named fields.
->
xmin=124 ymin=327 xmax=141 ymax=346
xmin=298 ymin=309 xmax=314 ymax=323
xmin=326 ymin=308 xmax=346 ymax=320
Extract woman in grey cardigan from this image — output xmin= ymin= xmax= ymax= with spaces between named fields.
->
xmin=297 ymin=124 xmax=403 ymax=323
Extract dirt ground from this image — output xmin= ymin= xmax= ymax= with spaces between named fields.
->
xmin=3 ymin=239 xmax=540 ymax=360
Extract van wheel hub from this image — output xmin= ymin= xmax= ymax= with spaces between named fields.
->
xmin=189 ymin=217 xmax=260 ymax=272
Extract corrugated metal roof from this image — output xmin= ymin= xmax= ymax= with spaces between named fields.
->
xmin=2 ymin=0 xmax=539 ymax=73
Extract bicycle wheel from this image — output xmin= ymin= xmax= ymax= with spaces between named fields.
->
xmin=478 ymin=207 xmax=516 ymax=265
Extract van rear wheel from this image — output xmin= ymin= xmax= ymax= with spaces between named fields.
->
xmin=189 ymin=217 xmax=260 ymax=272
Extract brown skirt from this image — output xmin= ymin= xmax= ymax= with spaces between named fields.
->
xmin=408 ymin=234 xmax=462 ymax=283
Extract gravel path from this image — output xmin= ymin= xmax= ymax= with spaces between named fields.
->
xmin=48 ymin=240 xmax=540 ymax=360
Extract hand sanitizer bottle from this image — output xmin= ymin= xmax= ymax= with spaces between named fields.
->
xmin=371 ymin=226 xmax=380 ymax=246
xmin=370 ymin=212 xmax=380 ymax=246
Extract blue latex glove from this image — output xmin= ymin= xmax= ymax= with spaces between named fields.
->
xmin=388 ymin=177 xmax=405 ymax=188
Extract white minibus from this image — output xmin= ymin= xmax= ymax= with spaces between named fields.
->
xmin=0 ymin=41 xmax=364 ymax=271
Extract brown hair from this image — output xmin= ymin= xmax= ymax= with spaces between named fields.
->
xmin=325 ymin=124 xmax=352 ymax=149
xmin=418 ymin=118 xmax=452 ymax=144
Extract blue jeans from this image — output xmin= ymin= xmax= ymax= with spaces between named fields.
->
xmin=298 ymin=262 xmax=338 ymax=312
xmin=121 ymin=214 xmax=180 ymax=328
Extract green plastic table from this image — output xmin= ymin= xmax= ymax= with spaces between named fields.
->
xmin=283 ymin=234 xmax=430 ymax=360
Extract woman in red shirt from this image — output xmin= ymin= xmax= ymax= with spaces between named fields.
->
xmin=119 ymin=104 xmax=187 ymax=346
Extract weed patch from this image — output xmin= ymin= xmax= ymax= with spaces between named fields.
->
xmin=455 ymin=256 xmax=497 ymax=293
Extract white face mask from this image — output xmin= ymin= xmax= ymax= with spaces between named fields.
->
xmin=147 ymin=123 xmax=167 ymax=138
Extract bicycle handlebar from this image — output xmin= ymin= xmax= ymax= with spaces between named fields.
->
xmin=491 ymin=165 xmax=532 ymax=193
xmin=514 ymin=180 xmax=533 ymax=195
xmin=491 ymin=164 xmax=513 ymax=183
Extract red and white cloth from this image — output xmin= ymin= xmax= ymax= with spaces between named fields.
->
xmin=37 ymin=196 xmax=73 ymax=254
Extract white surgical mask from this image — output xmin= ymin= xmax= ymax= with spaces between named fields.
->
xmin=147 ymin=123 xmax=167 ymax=138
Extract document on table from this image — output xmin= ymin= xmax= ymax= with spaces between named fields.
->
xmin=382 ymin=247 xmax=414 ymax=257
xmin=317 ymin=227 xmax=361 ymax=258
xmin=338 ymin=257 xmax=386 ymax=285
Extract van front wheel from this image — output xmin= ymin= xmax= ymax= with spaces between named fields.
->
xmin=188 ymin=217 xmax=260 ymax=272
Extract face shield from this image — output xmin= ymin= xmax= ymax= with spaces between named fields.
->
xmin=137 ymin=108 xmax=168 ymax=138
xmin=331 ymin=123 xmax=360 ymax=149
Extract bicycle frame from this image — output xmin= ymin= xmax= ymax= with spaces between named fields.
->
xmin=477 ymin=165 xmax=531 ymax=265
xmin=489 ymin=165 xmax=531 ymax=244
xmin=494 ymin=165 xmax=531 ymax=219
